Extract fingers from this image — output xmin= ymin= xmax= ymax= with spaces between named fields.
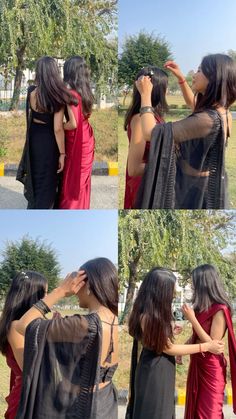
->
xmin=164 ymin=60 xmax=177 ymax=68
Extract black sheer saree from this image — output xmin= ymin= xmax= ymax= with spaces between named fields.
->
xmin=136 ymin=109 xmax=228 ymax=209
xmin=16 ymin=313 xmax=118 ymax=419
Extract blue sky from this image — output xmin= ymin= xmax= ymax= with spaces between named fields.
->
xmin=0 ymin=210 xmax=118 ymax=276
xmin=119 ymin=0 xmax=236 ymax=74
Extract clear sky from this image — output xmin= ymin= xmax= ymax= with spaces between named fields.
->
xmin=0 ymin=210 xmax=118 ymax=277
xmin=119 ymin=0 xmax=236 ymax=74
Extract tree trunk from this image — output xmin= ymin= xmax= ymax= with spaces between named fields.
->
xmin=122 ymin=91 xmax=129 ymax=106
xmin=121 ymin=260 xmax=139 ymax=324
xmin=9 ymin=46 xmax=26 ymax=111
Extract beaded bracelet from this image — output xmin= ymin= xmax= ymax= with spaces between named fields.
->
xmin=33 ymin=299 xmax=51 ymax=317
xmin=178 ymin=79 xmax=186 ymax=85
xmin=140 ymin=106 xmax=154 ymax=115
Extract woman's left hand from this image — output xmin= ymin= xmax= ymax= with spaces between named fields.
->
xmin=135 ymin=76 xmax=153 ymax=97
xmin=181 ymin=304 xmax=196 ymax=322
xmin=57 ymin=154 xmax=66 ymax=173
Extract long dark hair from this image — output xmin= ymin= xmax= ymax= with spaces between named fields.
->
xmin=129 ymin=267 xmax=176 ymax=353
xmin=195 ymin=54 xmax=236 ymax=111
xmin=124 ymin=66 xmax=169 ymax=130
xmin=191 ymin=264 xmax=231 ymax=313
xmin=64 ymin=56 xmax=94 ymax=117
xmin=0 ymin=271 xmax=47 ymax=355
xmin=80 ymin=258 xmax=118 ymax=316
xmin=35 ymin=56 xmax=78 ymax=113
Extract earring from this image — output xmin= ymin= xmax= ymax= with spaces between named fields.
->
xmin=87 ymin=288 xmax=91 ymax=296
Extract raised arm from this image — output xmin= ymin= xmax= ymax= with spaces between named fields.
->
xmin=127 ymin=114 xmax=146 ymax=177
xmin=135 ymin=76 xmax=156 ymax=141
xmin=164 ymin=61 xmax=195 ymax=111
xmin=14 ymin=271 xmax=87 ymax=336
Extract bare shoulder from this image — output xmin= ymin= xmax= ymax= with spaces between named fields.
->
xmin=212 ymin=309 xmax=225 ymax=322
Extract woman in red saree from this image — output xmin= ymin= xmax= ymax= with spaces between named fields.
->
xmin=59 ymin=56 xmax=95 ymax=209
xmin=0 ymin=271 xmax=48 ymax=419
xmin=182 ymin=264 xmax=236 ymax=418
xmin=124 ymin=67 xmax=168 ymax=209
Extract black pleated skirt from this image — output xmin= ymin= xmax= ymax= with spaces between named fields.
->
xmin=132 ymin=349 xmax=176 ymax=419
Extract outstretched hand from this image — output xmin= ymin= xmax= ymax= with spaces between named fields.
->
xmin=59 ymin=270 xmax=87 ymax=297
xmin=164 ymin=61 xmax=184 ymax=81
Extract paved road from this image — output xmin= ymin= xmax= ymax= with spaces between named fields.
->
xmin=118 ymin=404 xmax=235 ymax=419
xmin=0 ymin=176 xmax=118 ymax=209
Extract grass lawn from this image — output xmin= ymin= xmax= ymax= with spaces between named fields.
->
xmin=0 ymin=108 xmax=118 ymax=164
xmin=119 ymin=108 xmax=236 ymax=208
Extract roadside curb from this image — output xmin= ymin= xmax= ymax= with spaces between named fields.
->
xmin=0 ymin=162 xmax=118 ymax=177
xmin=117 ymin=388 xmax=233 ymax=406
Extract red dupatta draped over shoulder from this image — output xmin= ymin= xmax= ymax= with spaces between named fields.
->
xmin=59 ymin=90 xmax=94 ymax=209
xmin=185 ymin=304 xmax=236 ymax=418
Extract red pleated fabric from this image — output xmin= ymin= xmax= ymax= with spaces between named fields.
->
xmin=184 ymin=304 xmax=236 ymax=418
xmin=59 ymin=91 xmax=95 ymax=209
xmin=5 ymin=345 xmax=22 ymax=419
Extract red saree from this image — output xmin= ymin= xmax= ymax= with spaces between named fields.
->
xmin=59 ymin=91 xmax=95 ymax=209
xmin=124 ymin=115 xmax=163 ymax=209
xmin=184 ymin=304 xmax=236 ymax=418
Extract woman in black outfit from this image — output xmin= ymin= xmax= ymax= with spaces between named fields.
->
xmin=13 ymin=258 xmax=118 ymax=419
xmin=126 ymin=268 xmax=224 ymax=419
xmin=135 ymin=54 xmax=236 ymax=209
xmin=17 ymin=56 xmax=78 ymax=209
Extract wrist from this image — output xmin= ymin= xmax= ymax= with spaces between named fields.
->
xmin=50 ymin=287 xmax=66 ymax=301
xmin=141 ymin=95 xmax=152 ymax=107
xmin=177 ymin=73 xmax=185 ymax=81
xmin=201 ymin=342 xmax=208 ymax=352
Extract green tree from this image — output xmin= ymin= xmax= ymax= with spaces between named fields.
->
xmin=118 ymin=31 xmax=172 ymax=104
xmin=0 ymin=0 xmax=117 ymax=110
xmin=0 ymin=236 xmax=61 ymax=295
xmin=228 ymin=50 xmax=236 ymax=61
xmin=119 ymin=210 xmax=236 ymax=323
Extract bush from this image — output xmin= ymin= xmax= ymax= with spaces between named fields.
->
xmin=169 ymin=104 xmax=179 ymax=109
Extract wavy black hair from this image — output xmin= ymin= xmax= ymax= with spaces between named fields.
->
xmin=64 ymin=56 xmax=94 ymax=117
xmin=195 ymin=54 xmax=236 ymax=111
xmin=129 ymin=267 xmax=176 ymax=353
xmin=80 ymin=258 xmax=118 ymax=316
xmin=0 ymin=271 xmax=47 ymax=355
xmin=191 ymin=264 xmax=231 ymax=313
xmin=35 ymin=56 xmax=78 ymax=113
